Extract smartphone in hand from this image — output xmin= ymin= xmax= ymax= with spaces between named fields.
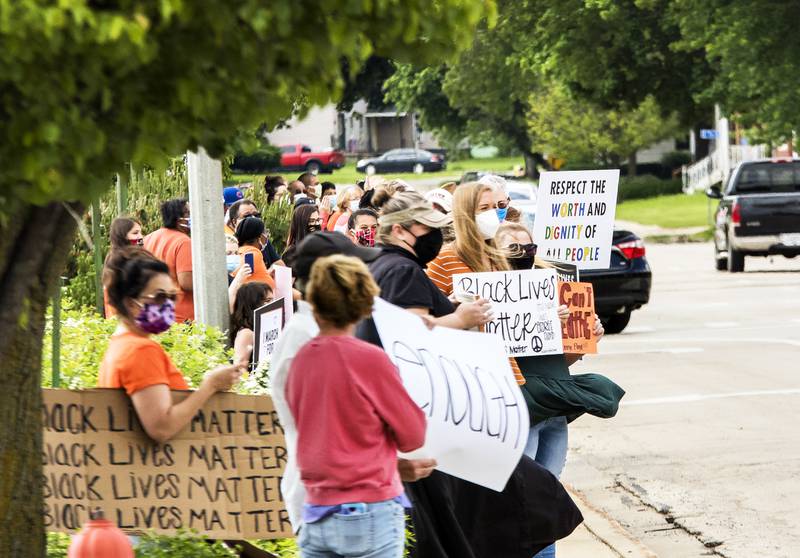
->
xmin=244 ymin=252 xmax=255 ymax=270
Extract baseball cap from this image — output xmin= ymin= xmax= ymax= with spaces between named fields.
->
xmin=379 ymin=193 xmax=453 ymax=228
xmin=293 ymin=231 xmax=380 ymax=280
xmin=294 ymin=196 xmax=316 ymax=208
xmin=424 ymin=188 xmax=453 ymax=213
xmin=223 ymin=187 xmax=244 ymax=207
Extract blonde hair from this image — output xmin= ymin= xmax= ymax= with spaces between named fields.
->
xmin=336 ymin=186 xmax=364 ymax=212
xmin=495 ymin=222 xmax=552 ymax=269
xmin=376 ymin=191 xmax=428 ymax=244
xmin=307 ymin=255 xmax=380 ymax=327
xmin=452 ymin=182 xmax=509 ymax=273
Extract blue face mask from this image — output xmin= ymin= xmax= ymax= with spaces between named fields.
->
xmin=496 ymin=207 xmax=508 ymax=221
xmin=226 ymin=254 xmax=240 ymax=273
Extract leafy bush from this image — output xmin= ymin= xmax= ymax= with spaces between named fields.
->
xmin=617 ymin=175 xmax=683 ymax=203
xmin=41 ymin=300 xmax=232 ymax=389
xmin=251 ymin=538 xmax=299 ymax=557
xmin=231 ymin=145 xmax=282 ymax=173
xmin=660 ymin=150 xmax=693 ymax=170
xmin=46 ymin=532 xmax=71 ymax=557
xmin=135 ymin=531 xmax=238 ymax=558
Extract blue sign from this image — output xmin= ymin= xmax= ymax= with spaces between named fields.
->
xmin=700 ymin=129 xmax=719 ymax=140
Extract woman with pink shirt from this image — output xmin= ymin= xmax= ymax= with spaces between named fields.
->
xmin=286 ymin=254 xmax=426 ymax=558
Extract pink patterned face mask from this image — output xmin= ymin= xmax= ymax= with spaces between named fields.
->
xmin=135 ymin=299 xmax=176 ymax=334
xmin=354 ymin=228 xmax=376 ymax=247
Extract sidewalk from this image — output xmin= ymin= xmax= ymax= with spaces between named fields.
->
xmin=557 ymin=485 xmax=658 ymax=558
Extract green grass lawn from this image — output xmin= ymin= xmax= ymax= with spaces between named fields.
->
xmin=225 ymin=156 xmax=524 ymax=187
xmin=616 ymin=192 xmax=714 ymax=229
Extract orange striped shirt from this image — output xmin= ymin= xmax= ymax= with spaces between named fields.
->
xmin=426 ymin=247 xmax=525 ymax=386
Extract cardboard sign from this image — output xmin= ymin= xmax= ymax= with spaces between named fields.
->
xmin=372 ymin=298 xmax=529 ymax=491
xmin=42 ymin=389 xmax=291 ymax=540
xmin=559 ymin=282 xmax=597 ymax=354
xmin=253 ymin=298 xmax=285 ymax=368
xmin=273 ymin=266 xmax=294 ymax=323
xmin=543 ymin=259 xmax=580 ymax=282
xmin=453 ymin=269 xmax=564 ymax=357
xmin=533 ymin=169 xmax=620 ymax=269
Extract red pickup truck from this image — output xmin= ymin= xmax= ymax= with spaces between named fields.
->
xmin=279 ymin=144 xmax=346 ymax=174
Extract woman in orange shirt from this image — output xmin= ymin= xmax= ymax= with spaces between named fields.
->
xmin=234 ymin=216 xmax=276 ymax=289
xmin=99 ymin=248 xmax=246 ymax=443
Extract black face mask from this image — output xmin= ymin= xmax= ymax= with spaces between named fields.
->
xmin=507 ymin=243 xmax=537 ymax=271
xmin=404 ymin=227 xmax=444 ymax=266
xmin=307 ymin=223 xmax=322 ymax=233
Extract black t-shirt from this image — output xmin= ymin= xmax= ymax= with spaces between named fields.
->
xmin=357 ymin=244 xmax=454 ymax=346
xmin=261 ymin=239 xmax=281 ymax=267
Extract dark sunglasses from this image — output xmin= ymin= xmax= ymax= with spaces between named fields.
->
xmin=140 ymin=291 xmax=179 ymax=305
xmin=507 ymin=243 xmax=537 ymax=257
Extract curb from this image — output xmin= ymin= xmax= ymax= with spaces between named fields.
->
xmin=565 ymin=484 xmax=659 ymax=558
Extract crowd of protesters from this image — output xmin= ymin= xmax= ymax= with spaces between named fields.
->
xmin=98 ymin=170 xmax=624 ymax=558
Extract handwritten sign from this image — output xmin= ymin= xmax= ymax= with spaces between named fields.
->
xmin=559 ymin=282 xmax=597 ymax=354
xmin=253 ymin=298 xmax=285 ymax=368
xmin=42 ymin=389 xmax=291 ymax=540
xmin=453 ymin=269 xmax=563 ymax=357
xmin=372 ymin=298 xmax=529 ymax=491
xmin=533 ymin=169 xmax=619 ymax=269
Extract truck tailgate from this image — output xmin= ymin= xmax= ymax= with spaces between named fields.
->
xmin=738 ymin=194 xmax=800 ymax=236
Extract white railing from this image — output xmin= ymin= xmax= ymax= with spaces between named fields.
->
xmin=682 ymin=145 xmax=767 ymax=193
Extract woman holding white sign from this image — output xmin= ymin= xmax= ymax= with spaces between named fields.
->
xmin=496 ymin=221 xmax=624 ymax=558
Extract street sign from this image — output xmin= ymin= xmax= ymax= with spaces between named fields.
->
xmin=700 ymin=129 xmax=719 ymax=140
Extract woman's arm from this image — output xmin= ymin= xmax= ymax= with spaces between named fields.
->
xmin=405 ymin=300 xmax=493 ymax=330
xmin=130 ymin=363 xmax=245 ymax=443
xmin=228 ymin=264 xmax=252 ymax=313
xmin=233 ymin=328 xmax=254 ymax=366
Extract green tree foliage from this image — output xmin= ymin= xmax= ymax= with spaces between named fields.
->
xmin=530 ymin=0 xmax=713 ymax=126
xmin=527 ymin=82 xmax=678 ymax=170
xmin=670 ymin=0 xmax=800 ymax=143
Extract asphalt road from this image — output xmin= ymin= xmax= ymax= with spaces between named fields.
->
xmin=563 ymin=242 xmax=800 ymax=557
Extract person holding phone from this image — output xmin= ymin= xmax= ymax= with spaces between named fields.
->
xmin=99 ymin=247 xmax=247 ymax=443
xmin=234 ymin=216 xmax=276 ymax=289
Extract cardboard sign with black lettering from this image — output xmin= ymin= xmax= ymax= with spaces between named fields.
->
xmin=558 ymin=282 xmax=597 ymax=354
xmin=42 ymin=389 xmax=291 ymax=539
xmin=453 ymin=268 xmax=564 ymax=357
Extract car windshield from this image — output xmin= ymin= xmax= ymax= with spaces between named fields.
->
xmin=733 ymin=162 xmax=800 ymax=194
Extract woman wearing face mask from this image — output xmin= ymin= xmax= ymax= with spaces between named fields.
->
xmin=282 ymin=204 xmax=322 ymax=264
xmin=347 ymin=208 xmax=379 ymax=247
xmin=98 ymin=247 xmax=247 ymax=443
xmin=495 ymin=221 xmax=624 ymax=558
xmin=356 ymin=192 xmax=584 ymax=558
xmin=104 ymin=217 xmax=145 ymax=317
xmin=326 ymin=186 xmax=364 ymax=233
xmin=235 ymin=216 xmax=276 ymax=289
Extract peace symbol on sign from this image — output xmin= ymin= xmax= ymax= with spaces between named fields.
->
xmin=531 ymin=336 xmax=544 ymax=353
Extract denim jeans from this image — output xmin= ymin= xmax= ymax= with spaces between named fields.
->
xmin=525 ymin=416 xmax=569 ymax=558
xmin=298 ymin=499 xmax=406 ymax=558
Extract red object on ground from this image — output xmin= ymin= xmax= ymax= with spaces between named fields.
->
xmin=68 ymin=512 xmax=133 ymax=558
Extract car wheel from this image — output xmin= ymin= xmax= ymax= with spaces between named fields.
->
xmin=305 ymin=160 xmax=321 ymax=173
xmin=714 ymin=243 xmax=728 ymax=271
xmin=413 ymin=163 xmax=424 ymax=174
xmin=727 ymin=246 xmax=745 ymax=273
xmin=601 ymin=311 xmax=631 ymax=334
xmin=366 ymin=164 xmax=376 ymax=175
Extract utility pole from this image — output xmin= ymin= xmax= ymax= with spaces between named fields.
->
xmin=186 ymin=147 xmax=229 ymax=332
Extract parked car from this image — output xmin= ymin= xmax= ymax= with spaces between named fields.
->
xmin=707 ymin=158 xmax=800 ymax=272
xmin=356 ymin=149 xmax=445 ymax=174
xmin=278 ymin=144 xmax=345 ymax=174
xmin=515 ymin=202 xmax=652 ymax=334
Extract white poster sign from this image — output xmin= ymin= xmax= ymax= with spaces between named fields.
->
xmin=273 ymin=265 xmax=294 ymax=322
xmin=253 ymin=298 xmax=285 ymax=368
xmin=533 ymin=169 xmax=620 ymax=269
xmin=453 ymin=269 xmax=563 ymax=357
xmin=372 ymin=298 xmax=529 ymax=491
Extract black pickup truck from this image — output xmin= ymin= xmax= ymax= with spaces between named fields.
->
xmin=707 ymin=159 xmax=800 ymax=272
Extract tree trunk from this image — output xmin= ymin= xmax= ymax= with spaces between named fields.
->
xmin=0 ymin=201 xmax=83 ymax=557
xmin=627 ymin=151 xmax=637 ymax=177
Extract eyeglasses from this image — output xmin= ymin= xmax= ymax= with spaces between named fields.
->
xmin=507 ymin=243 xmax=537 ymax=257
xmin=140 ymin=291 xmax=179 ymax=305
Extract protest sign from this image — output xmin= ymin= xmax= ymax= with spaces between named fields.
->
xmin=558 ymin=282 xmax=597 ymax=354
xmin=42 ymin=389 xmax=291 ymax=539
xmin=453 ymin=269 xmax=563 ymax=357
xmin=273 ymin=265 xmax=294 ymax=322
xmin=533 ymin=169 xmax=620 ymax=269
xmin=253 ymin=298 xmax=285 ymax=368
xmin=543 ymin=259 xmax=579 ymax=282
xmin=372 ymin=298 xmax=529 ymax=491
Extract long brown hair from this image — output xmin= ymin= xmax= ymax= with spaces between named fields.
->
xmin=229 ymin=282 xmax=273 ymax=345
xmin=286 ymin=204 xmax=319 ymax=248
xmin=452 ymin=182 xmax=509 ymax=273
xmin=109 ymin=217 xmax=141 ymax=251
